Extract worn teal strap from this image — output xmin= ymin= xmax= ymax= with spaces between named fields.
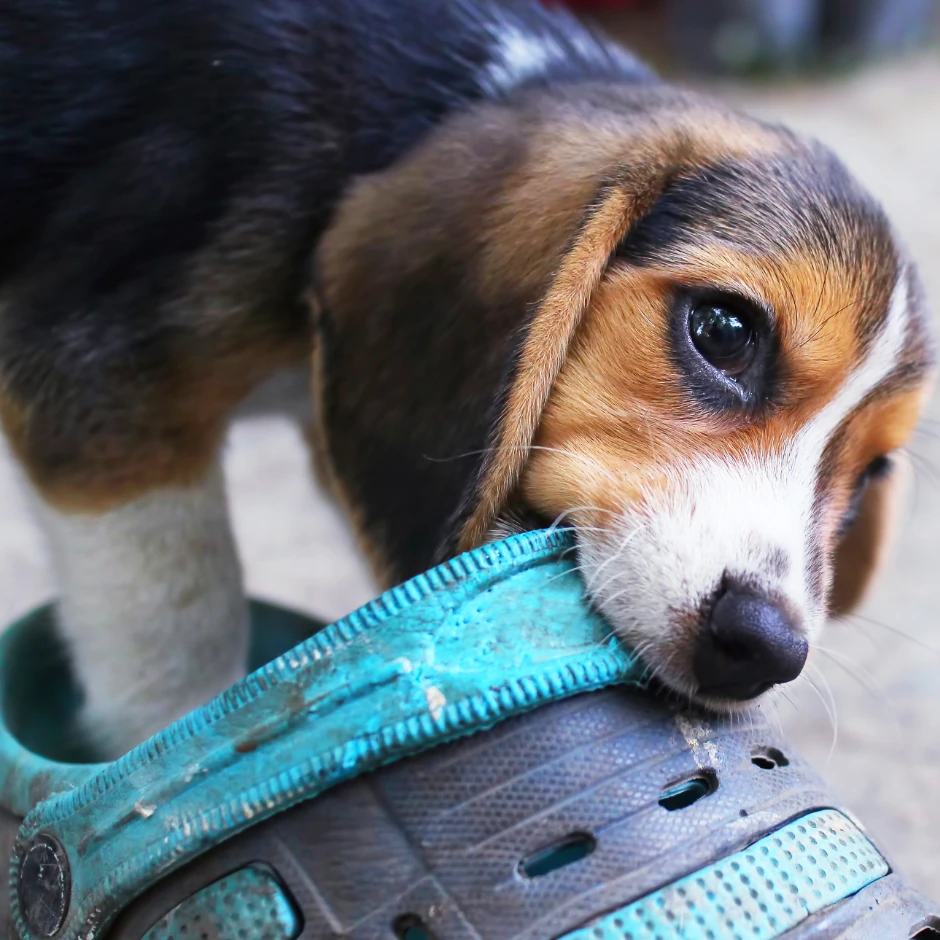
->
xmin=559 ymin=809 xmax=889 ymax=940
xmin=0 ymin=600 xmax=315 ymax=819
xmin=10 ymin=529 xmax=646 ymax=940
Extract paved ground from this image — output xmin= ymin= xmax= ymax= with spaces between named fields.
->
xmin=0 ymin=49 xmax=938 ymax=893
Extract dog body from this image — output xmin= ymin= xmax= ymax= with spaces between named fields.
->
xmin=0 ymin=0 xmax=931 ymax=755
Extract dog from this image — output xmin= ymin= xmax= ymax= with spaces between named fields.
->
xmin=0 ymin=0 xmax=932 ymax=757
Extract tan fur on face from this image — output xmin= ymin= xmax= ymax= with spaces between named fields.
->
xmin=519 ymin=234 xmax=928 ymax=699
xmin=522 ymin=242 xmax=899 ymax=524
xmin=456 ymin=96 xmax=794 ymax=551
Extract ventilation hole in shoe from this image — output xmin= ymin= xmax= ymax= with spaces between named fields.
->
xmin=659 ymin=770 xmax=718 ymax=811
xmin=911 ymin=916 xmax=940 ymax=939
xmin=519 ymin=832 xmax=597 ymax=878
xmin=394 ymin=914 xmax=433 ymax=940
xmin=751 ymin=746 xmax=789 ymax=770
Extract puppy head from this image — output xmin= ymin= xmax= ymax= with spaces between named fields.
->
xmin=315 ymin=86 xmax=933 ymax=706
xmin=523 ymin=201 xmax=930 ymax=705
xmin=515 ymin=103 xmax=933 ymax=707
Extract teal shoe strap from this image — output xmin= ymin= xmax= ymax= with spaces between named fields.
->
xmin=558 ymin=809 xmax=889 ymax=940
xmin=0 ymin=600 xmax=323 ymax=819
xmin=10 ymin=529 xmax=647 ymax=940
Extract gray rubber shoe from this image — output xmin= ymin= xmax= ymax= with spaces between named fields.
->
xmin=95 ymin=689 xmax=940 ymax=939
xmin=0 ymin=530 xmax=937 ymax=939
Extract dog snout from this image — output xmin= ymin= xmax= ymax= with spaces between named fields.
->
xmin=693 ymin=578 xmax=807 ymax=700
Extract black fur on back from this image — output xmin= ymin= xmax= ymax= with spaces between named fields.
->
xmin=0 ymin=0 xmax=653 ymax=574
xmin=0 ymin=0 xmax=650 ymax=288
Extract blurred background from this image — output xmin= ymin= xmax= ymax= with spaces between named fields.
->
xmin=0 ymin=0 xmax=939 ymax=895
xmin=579 ymin=0 xmax=939 ymax=76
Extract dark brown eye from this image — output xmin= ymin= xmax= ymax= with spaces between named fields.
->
xmin=838 ymin=455 xmax=892 ymax=538
xmin=688 ymin=303 xmax=756 ymax=376
xmin=866 ymin=454 xmax=891 ymax=480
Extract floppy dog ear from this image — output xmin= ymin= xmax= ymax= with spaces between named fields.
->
xmin=312 ymin=102 xmax=674 ymax=584
xmin=828 ymin=464 xmax=904 ymax=617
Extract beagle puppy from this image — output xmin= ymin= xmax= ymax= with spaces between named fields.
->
xmin=0 ymin=0 xmax=931 ymax=757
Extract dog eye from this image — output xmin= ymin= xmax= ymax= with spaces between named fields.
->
xmin=865 ymin=454 xmax=891 ymax=479
xmin=838 ymin=455 xmax=892 ymax=538
xmin=688 ymin=302 xmax=756 ymax=376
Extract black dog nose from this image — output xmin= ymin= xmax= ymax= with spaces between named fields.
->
xmin=694 ymin=582 xmax=808 ymax=700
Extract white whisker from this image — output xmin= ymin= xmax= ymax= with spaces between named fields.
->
xmin=803 ymin=663 xmax=839 ymax=768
